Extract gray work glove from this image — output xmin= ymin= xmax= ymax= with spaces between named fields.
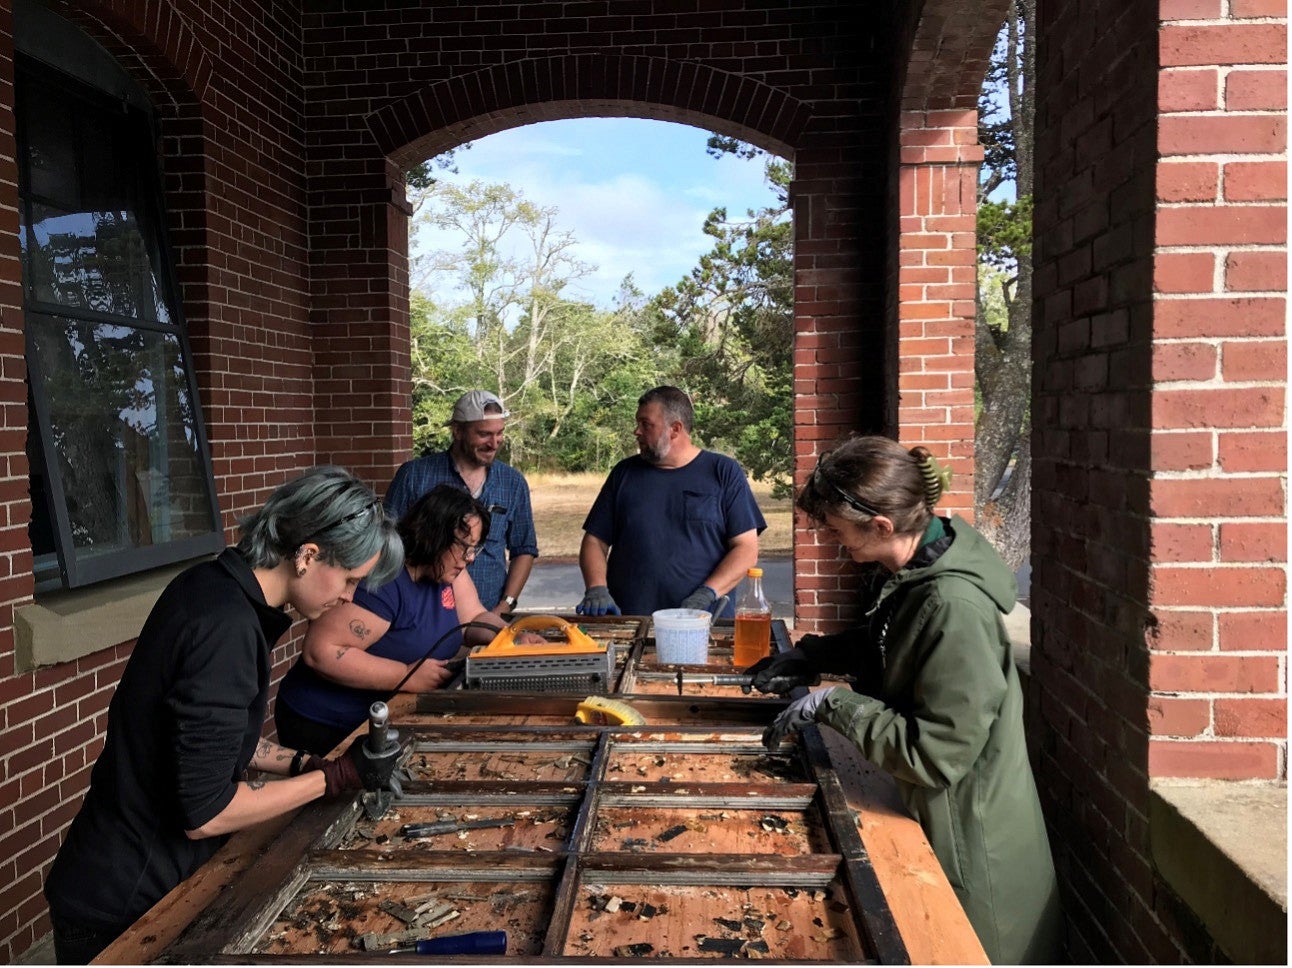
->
xmin=678 ymin=585 xmax=729 ymax=615
xmin=744 ymin=647 xmax=822 ymax=695
xmin=576 ymin=585 xmax=621 ymax=616
xmin=762 ymin=687 xmax=838 ymax=750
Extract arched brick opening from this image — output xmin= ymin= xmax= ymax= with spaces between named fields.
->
xmin=367 ymin=55 xmax=809 ymax=166
xmin=315 ymin=53 xmax=895 ymax=632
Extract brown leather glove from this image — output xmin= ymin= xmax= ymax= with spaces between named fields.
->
xmin=318 ymin=753 xmax=364 ymax=796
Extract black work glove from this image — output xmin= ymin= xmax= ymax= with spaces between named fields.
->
xmin=576 ymin=585 xmax=621 ymax=616
xmin=744 ymin=646 xmax=821 ymax=695
xmin=347 ymin=729 xmax=405 ymax=796
xmin=679 ymin=585 xmax=730 ymax=615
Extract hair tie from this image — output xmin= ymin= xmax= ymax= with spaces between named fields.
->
xmin=917 ymin=452 xmax=952 ymax=509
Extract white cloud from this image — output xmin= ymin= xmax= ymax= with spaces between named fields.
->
xmin=413 ymin=119 xmax=780 ymax=307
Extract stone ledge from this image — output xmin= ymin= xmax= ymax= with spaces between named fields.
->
xmin=1149 ymin=779 xmax=1288 ymax=965
xmin=13 ymin=559 xmax=206 ymax=672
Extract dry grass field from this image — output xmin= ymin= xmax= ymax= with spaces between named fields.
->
xmin=526 ymin=470 xmax=793 ymax=561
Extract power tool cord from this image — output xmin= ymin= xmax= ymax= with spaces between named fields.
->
xmin=386 ymin=620 xmax=502 ymax=699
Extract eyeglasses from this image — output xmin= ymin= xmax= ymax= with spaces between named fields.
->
xmin=301 ymin=498 xmax=381 ymax=545
xmin=454 ymin=539 xmax=483 ymax=561
xmin=811 ymin=463 xmax=884 ymax=518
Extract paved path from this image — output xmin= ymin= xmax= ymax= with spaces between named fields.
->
xmin=520 ymin=557 xmax=1029 ymax=620
xmin=520 ymin=556 xmax=794 ymax=618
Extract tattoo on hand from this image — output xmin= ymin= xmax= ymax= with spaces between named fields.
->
xmin=349 ymin=619 xmax=370 ymax=640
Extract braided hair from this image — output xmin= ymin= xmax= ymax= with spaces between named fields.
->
xmin=796 ymin=436 xmax=952 ymax=534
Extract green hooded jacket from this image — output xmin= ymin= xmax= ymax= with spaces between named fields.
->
xmin=806 ymin=515 xmax=1062 ymax=964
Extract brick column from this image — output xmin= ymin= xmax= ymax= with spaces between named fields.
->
xmin=1147 ymin=4 xmax=1287 ymax=779
xmin=897 ymin=115 xmax=981 ymax=520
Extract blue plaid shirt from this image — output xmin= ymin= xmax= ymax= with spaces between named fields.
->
xmin=383 ymin=451 xmax=539 ymax=610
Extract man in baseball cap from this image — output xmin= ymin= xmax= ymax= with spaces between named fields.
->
xmin=385 ymin=389 xmax=538 ymax=613
xmin=448 ymin=389 xmax=510 ymax=424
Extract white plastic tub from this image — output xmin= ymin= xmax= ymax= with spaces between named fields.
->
xmin=652 ymin=608 xmax=711 ymax=664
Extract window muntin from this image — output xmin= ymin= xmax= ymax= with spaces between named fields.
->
xmin=18 ymin=57 xmax=221 ymax=590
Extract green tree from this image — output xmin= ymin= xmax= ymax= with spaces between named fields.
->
xmin=407 ymin=290 xmax=476 ymax=454
xmin=975 ymin=0 xmax=1034 ymax=570
xmin=407 ymin=176 xmax=657 ymax=471
xmin=651 ymin=146 xmax=794 ymax=494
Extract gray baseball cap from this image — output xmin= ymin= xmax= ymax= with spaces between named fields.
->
xmin=448 ymin=389 xmax=511 ymax=424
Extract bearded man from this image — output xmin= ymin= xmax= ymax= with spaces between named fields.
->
xmin=385 ymin=390 xmax=537 ymax=613
xmin=575 ymin=385 xmax=764 ymax=618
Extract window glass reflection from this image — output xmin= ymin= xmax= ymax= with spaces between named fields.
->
xmin=28 ymin=205 xmax=171 ymax=322
xmin=29 ymin=316 xmax=211 ymax=557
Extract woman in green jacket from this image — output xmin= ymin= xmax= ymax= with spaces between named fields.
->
xmin=753 ymin=436 xmax=1063 ymax=964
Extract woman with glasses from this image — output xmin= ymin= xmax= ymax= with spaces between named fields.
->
xmin=749 ymin=436 xmax=1062 ymax=965
xmin=44 ymin=467 xmax=406 ymax=964
xmin=275 ymin=483 xmax=538 ymax=755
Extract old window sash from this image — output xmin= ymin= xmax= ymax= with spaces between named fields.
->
xmin=16 ymin=55 xmax=222 ymax=591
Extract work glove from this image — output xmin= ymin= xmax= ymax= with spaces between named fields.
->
xmin=351 ymin=728 xmax=406 ymax=795
xmin=678 ymin=585 xmax=729 ymax=615
xmin=762 ymin=687 xmax=838 ymax=750
xmin=576 ymin=585 xmax=621 ymax=616
xmin=320 ymin=732 xmax=406 ymax=797
xmin=744 ymin=646 xmax=822 ymax=695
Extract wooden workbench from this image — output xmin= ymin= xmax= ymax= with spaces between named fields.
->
xmin=95 ymin=617 xmax=986 ymax=964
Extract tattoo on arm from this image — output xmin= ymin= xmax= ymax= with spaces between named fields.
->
xmin=349 ymin=619 xmax=371 ymax=640
xmin=247 ymin=777 xmax=267 ymax=790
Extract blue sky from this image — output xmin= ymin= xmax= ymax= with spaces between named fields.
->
xmin=411 ymin=118 xmax=782 ymax=308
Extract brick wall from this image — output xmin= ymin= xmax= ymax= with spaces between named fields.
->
xmin=1032 ymin=0 xmax=1287 ymax=961
xmin=1149 ymin=0 xmax=1287 ymax=780
xmin=0 ymin=1 xmax=317 ymax=959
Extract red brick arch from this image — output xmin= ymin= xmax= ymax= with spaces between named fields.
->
xmin=51 ymin=0 xmax=213 ymax=106
xmin=367 ymin=53 xmax=813 ymax=168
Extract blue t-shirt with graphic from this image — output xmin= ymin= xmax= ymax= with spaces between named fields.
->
xmin=276 ymin=567 xmax=462 ymax=730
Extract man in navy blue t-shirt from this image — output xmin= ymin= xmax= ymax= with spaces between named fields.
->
xmin=576 ymin=386 xmax=765 ymax=618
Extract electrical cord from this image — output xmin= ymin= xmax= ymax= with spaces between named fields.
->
xmin=385 ymin=620 xmax=502 ymax=700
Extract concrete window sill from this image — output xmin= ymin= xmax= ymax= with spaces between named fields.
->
xmin=1149 ymin=780 xmax=1287 ymax=963
xmin=14 ymin=559 xmax=209 ymax=672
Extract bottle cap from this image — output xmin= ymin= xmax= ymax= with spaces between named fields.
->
xmin=748 ymin=567 xmax=763 ymax=577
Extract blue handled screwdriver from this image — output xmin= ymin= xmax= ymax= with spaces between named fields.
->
xmin=388 ymin=931 xmax=506 ymax=956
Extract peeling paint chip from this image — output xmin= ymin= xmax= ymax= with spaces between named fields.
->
xmin=697 ymin=935 xmax=745 ymax=955
xmin=613 ymin=943 xmax=655 ymax=957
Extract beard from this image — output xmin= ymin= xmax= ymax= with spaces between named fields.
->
xmin=638 ymin=434 xmax=670 ymax=465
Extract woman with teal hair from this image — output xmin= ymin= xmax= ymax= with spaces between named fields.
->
xmin=45 ymin=467 xmax=406 ymax=964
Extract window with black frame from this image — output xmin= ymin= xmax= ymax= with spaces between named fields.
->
xmin=17 ymin=55 xmax=222 ymax=592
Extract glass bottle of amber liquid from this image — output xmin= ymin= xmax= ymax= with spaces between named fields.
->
xmin=733 ymin=567 xmax=771 ymax=668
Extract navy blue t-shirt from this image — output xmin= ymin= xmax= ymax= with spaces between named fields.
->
xmin=582 ymin=450 xmax=766 ymax=617
xmin=276 ymin=567 xmax=462 ymax=730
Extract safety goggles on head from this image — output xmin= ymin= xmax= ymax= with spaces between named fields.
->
xmin=301 ymin=497 xmax=382 ymax=546
xmin=811 ymin=457 xmax=883 ymax=518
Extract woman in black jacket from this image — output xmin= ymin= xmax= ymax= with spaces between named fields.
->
xmin=44 ymin=467 xmax=405 ymax=964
